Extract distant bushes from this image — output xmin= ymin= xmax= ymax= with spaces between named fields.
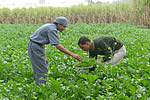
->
xmin=0 ymin=1 xmax=149 ymax=28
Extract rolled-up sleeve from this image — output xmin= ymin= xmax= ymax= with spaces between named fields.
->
xmin=101 ymin=41 xmax=112 ymax=62
xmin=103 ymin=53 xmax=111 ymax=62
xmin=102 ymin=48 xmax=112 ymax=62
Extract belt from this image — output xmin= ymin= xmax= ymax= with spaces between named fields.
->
xmin=30 ymin=39 xmax=42 ymax=45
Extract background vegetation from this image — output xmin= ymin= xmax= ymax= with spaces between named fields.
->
xmin=0 ymin=0 xmax=149 ymax=28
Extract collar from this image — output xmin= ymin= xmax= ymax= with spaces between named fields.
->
xmin=90 ymin=40 xmax=95 ymax=51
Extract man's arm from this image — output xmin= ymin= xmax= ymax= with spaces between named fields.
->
xmin=97 ymin=58 xmax=104 ymax=62
xmin=55 ymin=44 xmax=82 ymax=61
xmin=43 ymin=45 xmax=48 ymax=64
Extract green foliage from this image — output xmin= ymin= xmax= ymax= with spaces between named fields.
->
xmin=134 ymin=0 xmax=150 ymax=6
xmin=0 ymin=8 xmax=11 ymax=17
xmin=0 ymin=2 xmax=135 ymax=24
xmin=134 ymin=0 xmax=150 ymax=13
xmin=0 ymin=23 xmax=150 ymax=99
xmin=73 ymin=58 xmax=102 ymax=68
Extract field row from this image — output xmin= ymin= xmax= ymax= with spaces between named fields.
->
xmin=0 ymin=23 xmax=150 ymax=99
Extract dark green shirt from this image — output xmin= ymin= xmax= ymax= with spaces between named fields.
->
xmin=89 ymin=36 xmax=123 ymax=61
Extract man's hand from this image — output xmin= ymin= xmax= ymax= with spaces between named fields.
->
xmin=72 ymin=54 xmax=83 ymax=61
xmin=46 ymin=58 xmax=48 ymax=64
xmin=56 ymin=44 xmax=83 ymax=61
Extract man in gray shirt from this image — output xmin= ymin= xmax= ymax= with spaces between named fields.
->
xmin=28 ymin=16 xmax=82 ymax=85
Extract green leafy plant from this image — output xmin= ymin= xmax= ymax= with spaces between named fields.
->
xmin=73 ymin=58 xmax=102 ymax=69
xmin=0 ymin=23 xmax=150 ymax=99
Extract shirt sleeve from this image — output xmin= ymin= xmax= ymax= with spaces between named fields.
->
xmin=101 ymin=41 xmax=112 ymax=61
xmin=48 ymin=30 xmax=59 ymax=45
xmin=89 ymin=51 xmax=97 ymax=59
xmin=103 ymin=54 xmax=112 ymax=62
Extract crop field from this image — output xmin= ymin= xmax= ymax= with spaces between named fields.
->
xmin=0 ymin=23 xmax=150 ymax=99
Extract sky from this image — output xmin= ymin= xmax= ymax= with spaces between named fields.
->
xmin=95 ymin=0 xmax=119 ymax=3
xmin=0 ymin=0 xmax=119 ymax=8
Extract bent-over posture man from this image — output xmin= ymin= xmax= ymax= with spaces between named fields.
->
xmin=78 ymin=36 xmax=126 ymax=71
xmin=28 ymin=16 xmax=82 ymax=85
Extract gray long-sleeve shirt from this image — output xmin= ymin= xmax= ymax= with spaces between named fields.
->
xmin=30 ymin=23 xmax=59 ymax=45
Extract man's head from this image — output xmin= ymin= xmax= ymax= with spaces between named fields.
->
xmin=78 ymin=36 xmax=91 ymax=51
xmin=53 ymin=16 xmax=68 ymax=32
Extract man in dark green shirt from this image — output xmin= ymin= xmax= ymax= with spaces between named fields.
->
xmin=78 ymin=36 xmax=126 ymax=65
